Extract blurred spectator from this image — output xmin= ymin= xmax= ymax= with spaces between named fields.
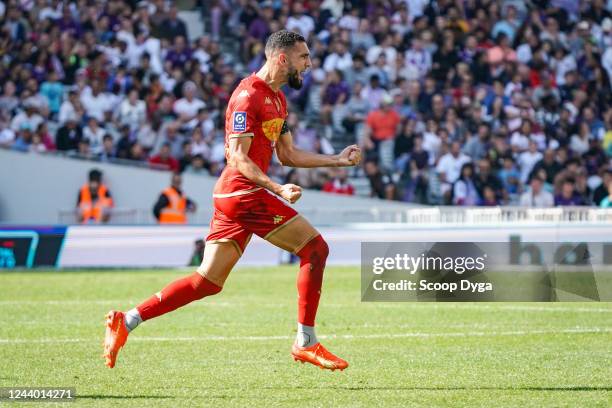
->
xmin=77 ymin=138 xmax=94 ymax=159
xmin=570 ymin=122 xmax=592 ymax=156
xmin=159 ymin=5 xmax=188 ymax=41
xmin=127 ymin=141 xmax=147 ymax=162
xmin=599 ymin=179 xmax=612 ymax=207
xmin=532 ymin=149 xmax=563 ymax=185
xmin=364 ymin=159 xmax=396 ymax=200
xmin=322 ymin=168 xmax=354 ymax=195
xmin=55 ymin=116 xmax=83 ymax=152
xmin=436 ymin=141 xmax=471 ymax=204
xmin=153 ymin=172 xmax=196 ymax=224
xmin=173 ymin=81 xmax=206 ymax=124
xmin=320 ymin=69 xmax=349 ymax=132
xmin=10 ymin=99 xmax=43 ymax=133
xmin=189 ymin=239 xmax=205 ymax=266
xmin=453 ymin=163 xmax=479 ymax=206
xmin=58 ymin=90 xmax=84 ymax=125
xmin=463 ymin=123 xmax=490 ymax=160
xmin=190 ymin=125 xmax=211 ymax=159
xmin=35 ymin=122 xmax=55 ymax=151
xmin=0 ymin=122 xmax=16 ymax=148
xmin=39 ymin=71 xmax=64 ymax=118
xmin=184 ymin=154 xmax=208 ymax=175
xmin=116 ymin=89 xmax=147 ymax=131
xmin=155 ymin=121 xmax=184 ymax=158
xmin=286 ymin=2 xmax=315 ymax=39
xmin=0 ymin=81 xmax=19 ymax=115
xmin=83 ymin=118 xmax=106 ymax=154
xmin=593 ymin=169 xmax=612 ymax=206
xmin=498 ymin=156 xmax=521 ymax=198
xmin=479 ymin=185 xmax=500 ymax=206
xmin=98 ymin=134 xmax=116 ymax=162
xmin=518 ymin=141 xmax=543 ymax=184
xmin=178 ymin=140 xmax=193 ymax=172
xmin=323 ymin=42 xmax=353 ymax=73
xmin=363 ymin=94 xmax=401 ymax=170
xmin=80 ymin=79 xmax=113 ymax=122
xmin=149 ymin=142 xmax=179 ymax=172
xmin=555 ymin=178 xmax=587 ymax=206
xmin=520 ymin=175 xmax=554 ymax=207
xmin=474 ymin=159 xmax=505 ymax=203
xmin=11 ymin=123 xmax=33 ymax=152
xmin=77 ymin=169 xmax=113 ymax=224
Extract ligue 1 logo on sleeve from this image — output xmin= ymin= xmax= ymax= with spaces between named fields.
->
xmin=233 ymin=111 xmax=247 ymax=132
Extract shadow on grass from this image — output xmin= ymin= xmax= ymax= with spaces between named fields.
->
xmin=255 ymin=386 xmax=612 ymax=392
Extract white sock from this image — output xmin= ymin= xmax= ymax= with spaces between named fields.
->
xmin=296 ymin=323 xmax=318 ymax=347
xmin=124 ymin=309 xmax=142 ymax=333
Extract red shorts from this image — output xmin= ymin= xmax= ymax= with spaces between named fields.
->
xmin=206 ymin=188 xmax=299 ymax=254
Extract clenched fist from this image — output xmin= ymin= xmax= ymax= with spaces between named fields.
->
xmin=337 ymin=145 xmax=362 ymax=167
xmin=278 ymin=183 xmax=302 ymax=204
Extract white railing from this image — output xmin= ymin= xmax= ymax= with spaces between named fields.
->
xmin=58 ymin=207 xmax=612 ymax=225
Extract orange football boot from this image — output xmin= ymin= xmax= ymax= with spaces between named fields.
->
xmin=291 ymin=342 xmax=349 ymax=371
xmin=103 ymin=310 xmax=129 ymax=368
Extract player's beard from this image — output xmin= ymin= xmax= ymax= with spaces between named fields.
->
xmin=287 ymin=67 xmax=303 ymax=90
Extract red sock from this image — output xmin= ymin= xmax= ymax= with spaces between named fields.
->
xmin=137 ymin=272 xmax=222 ymax=321
xmin=296 ymin=235 xmax=329 ymax=326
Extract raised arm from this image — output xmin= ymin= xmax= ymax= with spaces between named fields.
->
xmin=227 ymin=135 xmax=302 ymax=203
xmin=275 ymin=126 xmax=361 ymax=168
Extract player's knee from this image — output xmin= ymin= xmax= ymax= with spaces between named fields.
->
xmin=299 ymin=235 xmax=329 ymax=265
xmin=191 ymin=272 xmax=223 ymax=298
xmin=317 ymin=236 xmax=329 ymax=261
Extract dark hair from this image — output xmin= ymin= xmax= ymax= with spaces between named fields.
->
xmin=459 ymin=162 xmax=474 ymax=180
xmin=264 ymin=30 xmax=306 ymax=56
xmin=89 ymin=169 xmax=102 ymax=182
xmin=564 ymin=177 xmax=576 ymax=185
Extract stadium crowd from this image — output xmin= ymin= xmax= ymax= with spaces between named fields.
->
xmin=1 ymin=0 xmax=612 ymax=207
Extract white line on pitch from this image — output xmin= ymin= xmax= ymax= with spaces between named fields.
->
xmin=0 ymin=328 xmax=610 ymax=344
xmin=0 ymin=300 xmax=610 ymax=314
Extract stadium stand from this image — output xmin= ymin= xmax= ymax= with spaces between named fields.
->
xmin=0 ymin=0 xmax=611 ymax=208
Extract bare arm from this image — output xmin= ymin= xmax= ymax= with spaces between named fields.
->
xmin=275 ymin=130 xmax=361 ymax=168
xmin=227 ymin=136 xmax=302 ymax=203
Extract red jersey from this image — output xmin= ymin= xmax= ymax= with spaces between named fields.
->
xmin=214 ymin=74 xmax=288 ymax=197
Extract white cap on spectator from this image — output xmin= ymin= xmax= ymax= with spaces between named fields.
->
xmin=65 ymin=112 xmax=78 ymax=122
xmin=577 ymin=20 xmax=590 ymax=30
xmin=602 ymin=18 xmax=612 ymax=32
xmin=23 ymin=98 xmax=39 ymax=109
xmin=183 ymin=81 xmax=197 ymax=93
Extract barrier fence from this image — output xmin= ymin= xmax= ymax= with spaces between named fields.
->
xmin=59 ymin=207 xmax=612 ymax=225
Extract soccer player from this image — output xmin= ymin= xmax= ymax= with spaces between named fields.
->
xmin=103 ymin=30 xmax=361 ymax=371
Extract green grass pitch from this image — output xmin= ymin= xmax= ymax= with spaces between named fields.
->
xmin=0 ymin=267 xmax=611 ymax=407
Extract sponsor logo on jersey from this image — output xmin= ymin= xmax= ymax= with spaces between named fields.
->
xmin=232 ymin=111 xmax=247 ymax=132
xmin=261 ymin=117 xmax=284 ymax=142
xmin=273 ymin=215 xmax=285 ymax=224
xmin=265 ymin=96 xmax=272 ymax=104
xmin=238 ymin=89 xmax=250 ymax=98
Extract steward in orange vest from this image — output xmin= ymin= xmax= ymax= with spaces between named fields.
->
xmin=153 ymin=172 xmax=196 ymax=224
xmin=77 ymin=169 xmax=114 ymax=224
